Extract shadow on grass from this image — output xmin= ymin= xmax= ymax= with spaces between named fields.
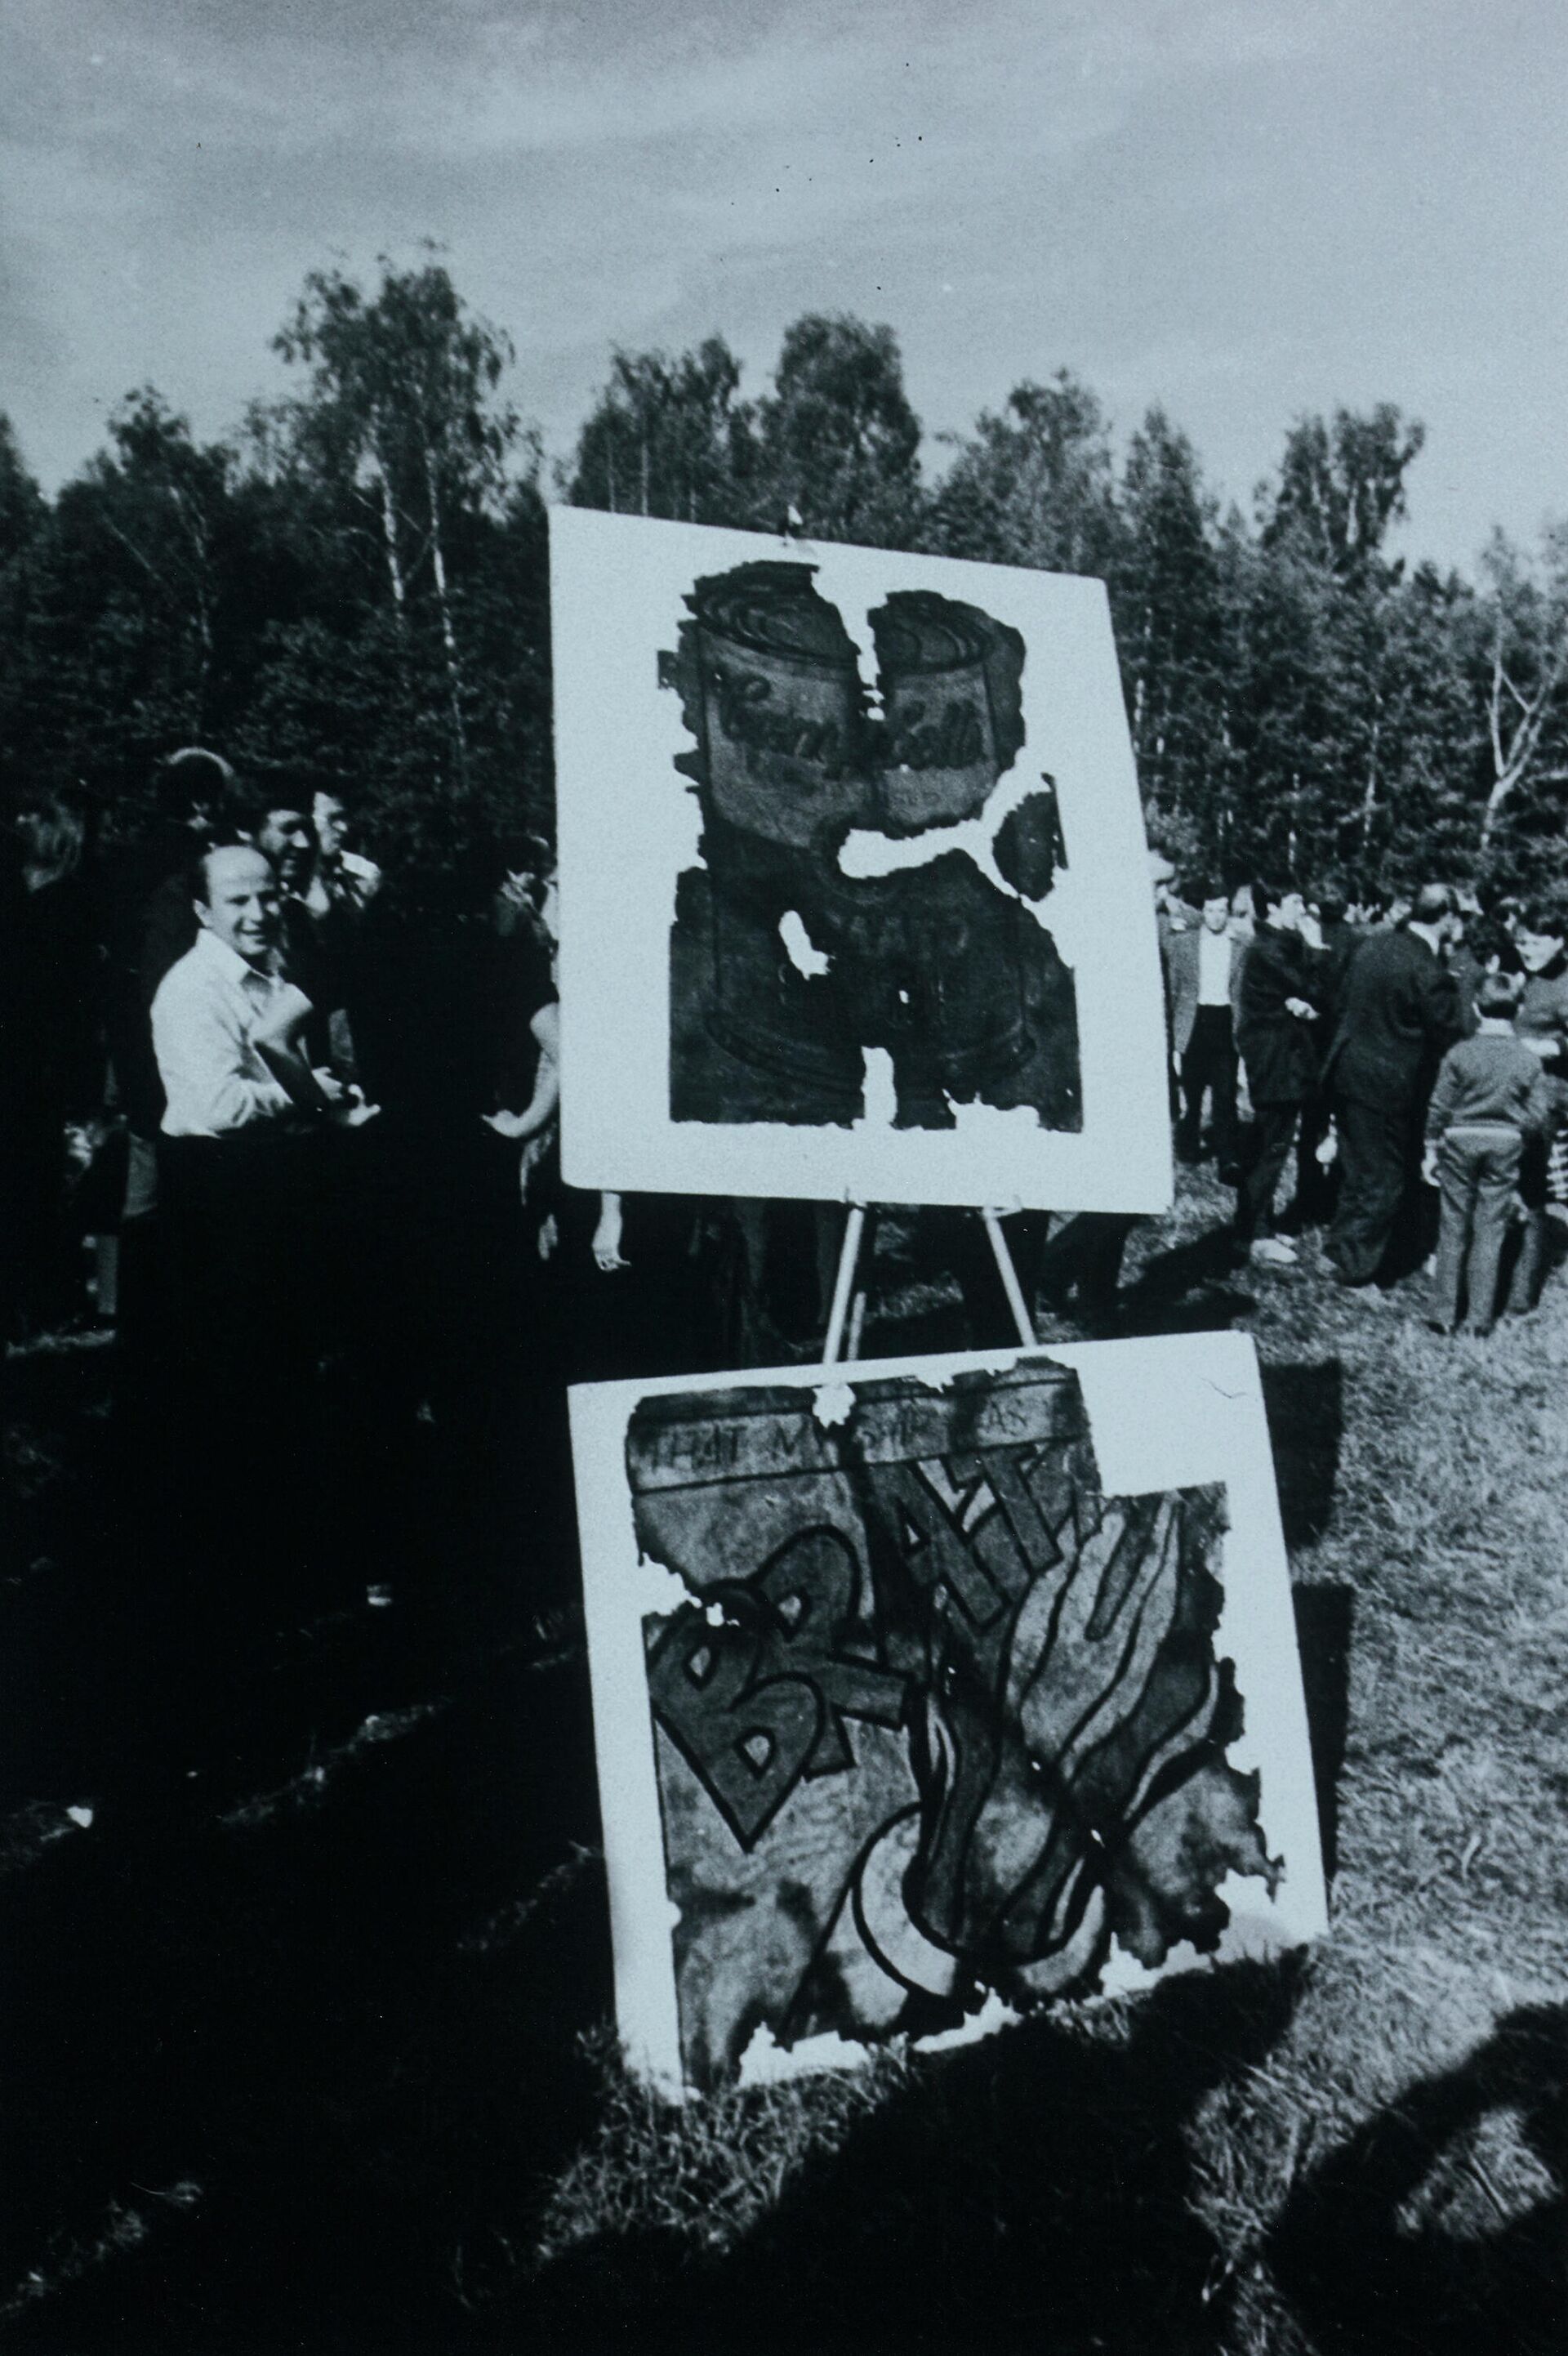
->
xmin=1116 ymin=1222 xmax=1258 ymax=1336
xmin=1269 ymin=2003 xmax=1568 ymax=2356
xmin=1261 ymin=1359 xmax=1343 ymax=1550
xmin=528 ymin=1957 xmax=1306 ymax=2356
xmin=0 ymin=1633 xmax=611 ymax=2353
xmin=1291 ymin=1585 xmax=1354 ymax=1882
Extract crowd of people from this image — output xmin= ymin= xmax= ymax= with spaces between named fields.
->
xmin=1156 ymin=862 xmax=1568 ymax=1334
xmin=6 ymin=755 xmax=1566 ymax=1516
xmin=3 ymin=748 xmax=1566 ymax=1792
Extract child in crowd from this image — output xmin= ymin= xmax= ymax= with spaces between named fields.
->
xmin=1423 ymin=974 xmax=1553 ymax=1336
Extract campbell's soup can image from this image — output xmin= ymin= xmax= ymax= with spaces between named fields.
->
xmin=668 ymin=562 xmax=876 ymax=854
xmin=870 ymin=592 xmax=1027 ymax=837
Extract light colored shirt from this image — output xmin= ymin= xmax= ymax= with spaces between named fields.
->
xmin=1197 ymin=924 xmax=1232 ymax=1006
xmin=151 ymin=927 xmax=295 ymax=1138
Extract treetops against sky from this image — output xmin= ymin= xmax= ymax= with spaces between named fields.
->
xmin=1 ymin=257 xmax=1566 ymax=906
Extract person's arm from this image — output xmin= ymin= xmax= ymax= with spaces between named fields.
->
xmin=1521 ymin=1060 xmax=1555 ymax=1138
xmin=484 ymin=1001 xmax=559 ymax=1140
xmin=152 ymin=974 xmax=292 ymax=1134
xmin=1424 ymin=1050 xmax=1460 ymax=1146
xmin=1416 ymin=953 xmax=1463 ymax=1049
xmin=592 ymin=1192 xmax=628 ymax=1272
xmin=1284 ymin=939 xmax=1319 ymax=1020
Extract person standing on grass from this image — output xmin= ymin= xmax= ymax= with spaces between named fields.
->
xmin=1284 ymin=883 xmax=1361 ymax=1231
xmin=1510 ymin=906 xmax=1568 ymax=1282
xmin=1423 ymin=973 xmax=1553 ymax=1335
xmin=150 ymin=843 xmax=372 ymax=1397
xmin=1164 ymin=879 xmax=1243 ymax=1180
xmin=1322 ymin=883 xmax=1463 ymax=1291
xmin=1232 ymin=880 xmax=1321 ymax=1267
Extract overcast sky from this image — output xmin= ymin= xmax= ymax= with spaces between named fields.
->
xmin=5 ymin=0 xmax=1565 ymax=571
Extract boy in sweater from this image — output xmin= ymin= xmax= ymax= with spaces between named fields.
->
xmin=1423 ymin=974 xmax=1553 ymax=1335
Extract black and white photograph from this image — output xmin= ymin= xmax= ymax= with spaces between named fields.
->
xmin=555 ymin=509 xmax=1167 ymax=1209
xmin=4 ymin=3 xmax=1568 ymax=2351
xmin=572 ymin=1334 xmax=1325 ymax=2101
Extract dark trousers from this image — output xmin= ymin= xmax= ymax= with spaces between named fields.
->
xmin=1235 ymin=1100 xmax=1300 ymax=1243
xmin=1328 ymin=1092 xmax=1423 ymax=1286
xmin=1502 ymin=1131 xmax=1549 ymax=1316
xmin=1430 ymin=1125 xmax=1521 ymax=1332
xmin=1288 ymin=1077 xmax=1336 ymax=1228
xmin=1177 ymin=1006 xmax=1239 ymax=1167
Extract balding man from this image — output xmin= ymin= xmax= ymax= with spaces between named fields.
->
xmin=151 ymin=844 xmax=370 ymax=1415
xmin=145 ymin=845 xmax=373 ymax=1759
xmin=152 ymin=845 xmax=313 ymax=1138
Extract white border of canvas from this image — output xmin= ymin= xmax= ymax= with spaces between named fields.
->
xmin=569 ymin=1328 xmax=1329 ymax=2101
xmin=553 ymin=508 xmax=1173 ymax=1211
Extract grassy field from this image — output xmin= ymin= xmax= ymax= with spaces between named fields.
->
xmin=525 ymin=1176 xmax=1568 ymax=2354
xmin=2 ymin=1171 xmax=1566 ymax=2352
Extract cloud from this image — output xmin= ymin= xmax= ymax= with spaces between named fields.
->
xmin=3 ymin=0 xmax=1555 ymax=585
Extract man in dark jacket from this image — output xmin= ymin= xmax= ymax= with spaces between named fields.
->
xmin=1322 ymin=883 xmax=1463 ymax=1288
xmin=1233 ymin=881 xmax=1321 ymax=1265
xmin=1283 ymin=886 xmax=1362 ymax=1229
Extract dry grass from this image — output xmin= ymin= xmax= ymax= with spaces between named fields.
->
xmin=524 ymin=1172 xmax=1568 ymax=2354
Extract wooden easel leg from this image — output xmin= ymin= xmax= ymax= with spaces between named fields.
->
xmin=982 ymin=1208 xmax=1037 ymax=1347
xmin=822 ymin=1204 xmax=866 ymax=1366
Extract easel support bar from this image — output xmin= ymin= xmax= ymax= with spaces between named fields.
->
xmin=823 ymin=1202 xmax=1036 ymax=1364
xmin=982 ymin=1207 xmax=1037 ymax=1348
xmin=822 ymin=1204 xmax=866 ymax=1366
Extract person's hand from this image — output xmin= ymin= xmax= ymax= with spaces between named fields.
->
xmin=1170 ymin=1048 xmax=1183 ymax=1077
xmin=1285 ymin=996 xmax=1316 ymax=1020
xmin=1421 ymin=1148 xmax=1439 ymax=1186
xmin=593 ymin=1196 xmax=627 ymax=1273
xmin=326 ymin=1095 xmax=380 ymax=1128
xmin=537 ymin=1212 xmax=559 ymax=1262
xmin=1298 ymin=910 xmax=1324 ymax=951
xmin=64 ymin=1118 xmax=110 ymax=1173
xmin=310 ymin=1066 xmax=350 ymax=1107
xmin=483 ymin=1109 xmax=528 ymax=1140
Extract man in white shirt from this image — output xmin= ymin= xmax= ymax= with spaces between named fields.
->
xmin=152 ymin=846 xmax=314 ymax=1137
xmin=1161 ymin=879 xmax=1243 ymax=1176
xmin=151 ymin=844 xmax=371 ymax=1417
xmin=146 ymin=846 xmax=375 ymax=1766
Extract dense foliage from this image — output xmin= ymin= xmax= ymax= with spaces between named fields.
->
xmin=3 ymin=258 xmax=1566 ymax=899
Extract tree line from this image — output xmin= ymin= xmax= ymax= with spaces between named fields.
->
xmin=2 ymin=253 xmax=1566 ymax=900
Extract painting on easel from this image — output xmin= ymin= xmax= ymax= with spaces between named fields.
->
xmin=553 ymin=511 xmax=1170 ymax=1212
xmin=570 ymin=1333 xmax=1325 ymax=2099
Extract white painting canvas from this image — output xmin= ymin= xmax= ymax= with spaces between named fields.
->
xmin=569 ymin=1330 xmax=1326 ymax=2100
xmin=554 ymin=509 xmax=1171 ymax=1211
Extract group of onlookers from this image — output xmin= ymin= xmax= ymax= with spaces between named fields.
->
xmin=1157 ymin=863 xmax=1568 ymax=1336
xmin=8 ymin=764 xmax=1568 ymax=1394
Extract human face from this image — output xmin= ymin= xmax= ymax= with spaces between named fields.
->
xmin=1517 ymin=927 xmax=1565 ymax=975
xmin=1277 ymin=890 xmax=1307 ymax=931
xmin=198 ymin=847 xmax=280 ymax=966
xmin=257 ymin=806 xmax=314 ymax=894
xmin=312 ymin=792 xmax=346 ymax=859
xmin=1201 ymin=895 xmax=1231 ymax=934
